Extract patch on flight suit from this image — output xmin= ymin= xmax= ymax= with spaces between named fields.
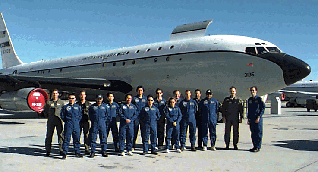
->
xmin=183 ymin=102 xmax=187 ymax=106
xmin=151 ymin=108 xmax=156 ymax=111
xmin=101 ymin=106 xmax=105 ymax=109
xmin=142 ymin=99 xmax=146 ymax=102
xmin=74 ymin=107 xmax=78 ymax=110
xmin=135 ymin=99 xmax=139 ymax=103
xmin=129 ymin=106 xmax=134 ymax=109
xmin=169 ymin=108 xmax=172 ymax=111
xmin=94 ymin=106 xmax=98 ymax=110
xmin=161 ymin=101 xmax=165 ymax=104
xmin=204 ymin=100 xmax=208 ymax=104
xmin=123 ymin=105 xmax=127 ymax=109
xmin=66 ymin=106 xmax=71 ymax=111
xmin=112 ymin=105 xmax=116 ymax=108
xmin=190 ymin=102 xmax=194 ymax=106
xmin=145 ymin=107 xmax=150 ymax=111
xmin=249 ymin=100 xmax=252 ymax=104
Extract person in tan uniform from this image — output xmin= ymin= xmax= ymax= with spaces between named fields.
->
xmin=44 ymin=89 xmax=65 ymax=156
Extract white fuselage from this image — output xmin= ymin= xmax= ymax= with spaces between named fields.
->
xmin=0 ymin=35 xmax=286 ymax=101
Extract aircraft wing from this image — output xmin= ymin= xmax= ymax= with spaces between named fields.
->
xmin=278 ymin=89 xmax=318 ymax=99
xmin=0 ymin=75 xmax=133 ymax=93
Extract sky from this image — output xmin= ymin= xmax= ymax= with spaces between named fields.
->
xmin=1 ymin=0 xmax=317 ymax=81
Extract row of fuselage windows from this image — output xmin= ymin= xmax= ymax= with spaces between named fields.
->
xmin=16 ymin=45 xmax=178 ymax=75
xmin=16 ymin=55 xmax=179 ymax=75
xmin=131 ymin=45 xmax=174 ymax=54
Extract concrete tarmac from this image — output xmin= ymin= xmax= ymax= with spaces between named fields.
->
xmin=0 ymin=104 xmax=317 ymax=172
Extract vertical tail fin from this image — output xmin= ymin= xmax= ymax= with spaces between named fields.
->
xmin=0 ymin=13 xmax=23 ymax=69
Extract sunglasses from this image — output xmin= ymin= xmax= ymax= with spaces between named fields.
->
xmin=68 ymin=97 xmax=75 ymax=99
xmin=148 ymin=99 xmax=154 ymax=102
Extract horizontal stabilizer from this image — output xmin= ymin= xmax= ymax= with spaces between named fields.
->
xmin=170 ymin=20 xmax=213 ymax=41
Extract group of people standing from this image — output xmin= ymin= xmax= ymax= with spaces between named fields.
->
xmin=43 ymin=85 xmax=265 ymax=159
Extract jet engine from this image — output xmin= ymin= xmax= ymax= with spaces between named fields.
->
xmin=0 ymin=88 xmax=49 ymax=113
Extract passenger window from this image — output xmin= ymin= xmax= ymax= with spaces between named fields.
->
xmin=246 ymin=47 xmax=256 ymax=55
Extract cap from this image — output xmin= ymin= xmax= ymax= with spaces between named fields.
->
xmin=96 ymin=94 xmax=103 ymax=99
xmin=206 ymin=89 xmax=212 ymax=94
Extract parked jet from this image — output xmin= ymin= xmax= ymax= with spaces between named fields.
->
xmin=276 ymin=80 xmax=318 ymax=107
xmin=0 ymin=13 xmax=311 ymax=113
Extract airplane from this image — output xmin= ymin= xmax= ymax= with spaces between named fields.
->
xmin=272 ymin=80 xmax=318 ymax=107
xmin=0 ymin=13 xmax=311 ymax=113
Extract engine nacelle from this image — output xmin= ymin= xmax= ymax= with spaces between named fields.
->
xmin=0 ymin=88 xmax=49 ymax=113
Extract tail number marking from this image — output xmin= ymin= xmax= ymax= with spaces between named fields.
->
xmin=2 ymin=49 xmax=11 ymax=54
xmin=245 ymin=72 xmax=254 ymax=77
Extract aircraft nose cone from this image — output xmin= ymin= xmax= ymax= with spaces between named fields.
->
xmin=259 ymin=52 xmax=311 ymax=86
xmin=281 ymin=53 xmax=311 ymax=85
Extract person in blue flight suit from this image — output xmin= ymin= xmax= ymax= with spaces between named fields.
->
xmin=199 ymin=89 xmax=219 ymax=151
xmin=171 ymin=89 xmax=182 ymax=148
xmin=173 ymin=90 xmax=182 ymax=107
xmin=193 ymin=89 xmax=203 ymax=149
xmin=105 ymin=92 xmax=120 ymax=152
xmin=88 ymin=94 xmax=110 ymax=158
xmin=164 ymin=97 xmax=182 ymax=153
xmin=140 ymin=95 xmax=161 ymax=155
xmin=153 ymin=88 xmax=166 ymax=149
xmin=60 ymin=93 xmax=83 ymax=159
xmin=179 ymin=90 xmax=198 ymax=151
xmin=132 ymin=85 xmax=147 ymax=150
xmin=119 ymin=94 xmax=139 ymax=156
xmin=247 ymin=86 xmax=265 ymax=153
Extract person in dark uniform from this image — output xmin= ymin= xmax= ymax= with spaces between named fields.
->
xmin=44 ymin=89 xmax=65 ymax=156
xmin=199 ymin=89 xmax=219 ymax=151
xmin=193 ymin=89 xmax=203 ymax=149
xmin=222 ymin=86 xmax=243 ymax=150
xmin=60 ymin=93 xmax=83 ymax=159
xmin=105 ymin=92 xmax=120 ymax=152
xmin=140 ymin=95 xmax=161 ymax=155
xmin=119 ymin=94 xmax=139 ymax=156
xmin=164 ymin=97 xmax=182 ymax=153
xmin=88 ymin=94 xmax=110 ymax=158
xmin=247 ymin=86 xmax=265 ymax=152
xmin=179 ymin=90 xmax=198 ymax=151
xmin=76 ymin=90 xmax=91 ymax=155
xmin=132 ymin=86 xmax=147 ymax=151
xmin=153 ymin=88 xmax=166 ymax=149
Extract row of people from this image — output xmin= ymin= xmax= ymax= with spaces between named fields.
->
xmin=44 ymin=86 xmax=265 ymax=159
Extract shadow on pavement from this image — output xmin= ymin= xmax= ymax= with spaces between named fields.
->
xmin=0 ymin=109 xmax=40 ymax=119
xmin=0 ymin=121 xmax=25 ymax=125
xmin=272 ymin=140 xmax=318 ymax=151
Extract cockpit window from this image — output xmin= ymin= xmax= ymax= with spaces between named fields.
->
xmin=266 ymin=47 xmax=281 ymax=53
xmin=256 ymin=47 xmax=268 ymax=54
xmin=246 ymin=47 xmax=256 ymax=55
